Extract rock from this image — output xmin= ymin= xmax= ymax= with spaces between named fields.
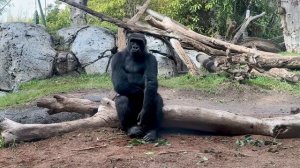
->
xmin=56 ymin=26 xmax=89 ymax=50
xmin=0 ymin=22 xmax=56 ymax=91
xmin=70 ymin=27 xmax=115 ymax=74
xmin=145 ymin=35 xmax=176 ymax=77
xmin=0 ymin=106 xmax=82 ymax=124
xmin=146 ymin=35 xmax=172 ymax=56
xmin=85 ymin=57 xmax=111 ymax=74
xmin=153 ymin=54 xmax=176 ymax=77
xmin=54 ymin=52 xmax=81 ymax=75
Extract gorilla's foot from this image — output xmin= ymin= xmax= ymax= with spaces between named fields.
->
xmin=143 ymin=130 xmax=157 ymax=142
xmin=127 ymin=126 xmax=144 ymax=138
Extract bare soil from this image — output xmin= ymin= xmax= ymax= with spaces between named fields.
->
xmin=1 ymin=86 xmax=300 ymax=168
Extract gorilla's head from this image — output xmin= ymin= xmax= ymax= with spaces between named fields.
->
xmin=127 ymin=33 xmax=147 ymax=56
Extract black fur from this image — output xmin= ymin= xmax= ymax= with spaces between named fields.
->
xmin=111 ymin=33 xmax=163 ymax=141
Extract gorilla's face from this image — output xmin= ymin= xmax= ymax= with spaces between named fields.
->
xmin=129 ymin=39 xmax=145 ymax=55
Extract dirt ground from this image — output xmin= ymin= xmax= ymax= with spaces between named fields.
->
xmin=1 ymin=86 xmax=300 ymax=168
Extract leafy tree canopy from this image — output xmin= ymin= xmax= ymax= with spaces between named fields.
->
xmin=45 ymin=0 xmax=281 ymax=39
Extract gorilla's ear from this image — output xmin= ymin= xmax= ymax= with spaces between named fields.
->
xmin=127 ymin=33 xmax=147 ymax=46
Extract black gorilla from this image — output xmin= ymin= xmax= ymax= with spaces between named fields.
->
xmin=111 ymin=33 xmax=163 ymax=141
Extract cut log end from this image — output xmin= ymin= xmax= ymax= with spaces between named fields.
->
xmin=0 ymin=119 xmax=22 ymax=145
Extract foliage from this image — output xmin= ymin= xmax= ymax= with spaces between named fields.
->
xmin=127 ymin=139 xmax=147 ymax=147
xmin=87 ymin=0 xmax=125 ymax=32
xmin=153 ymin=138 xmax=171 ymax=147
xmin=159 ymin=74 xmax=227 ymax=93
xmin=0 ymin=136 xmax=4 ymax=149
xmin=236 ymin=135 xmax=264 ymax=147
xmin=43 ymin=0 xmax=282 ymax=38
xmin=159 ymin=0 xmax=281 ymax=39
xmin=0 ymin=136 xmax=17 ymax=149
xmin=280 ymin=52 xmax=300 ymax=56
xmin=46 ymin=1 xmax=71 ymax=34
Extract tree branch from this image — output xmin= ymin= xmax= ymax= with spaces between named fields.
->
xmin=232 ymin=12 xmax=266 ymax=44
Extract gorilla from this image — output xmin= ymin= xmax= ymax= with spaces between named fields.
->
xmin=111 ymin=33 xmax=163 ymax=141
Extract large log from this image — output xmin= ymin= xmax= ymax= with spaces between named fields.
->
xmin=170 ymin=39 xmax=200 ymax=75
xmin=2 ymin=96 xmax=300 ymax=145
xmin=231 ymin=53 xmax=300 ymax=69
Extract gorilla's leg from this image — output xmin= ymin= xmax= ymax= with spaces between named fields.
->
xmin=143 ymin=93 xmax=163 ymax=141
xmin=115 ymin=95 xmax=144 ymax=138
xmin=115 ymin=95 xmax=132 ymax=130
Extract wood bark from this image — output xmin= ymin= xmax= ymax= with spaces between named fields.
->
xmin=170 ymin=39 xmax=200 ymax=75
xmin=238 ymin=37 xmax=282 ymax=53
xmin=278 ymin=0 xmax=300 ymax=52
xmin=36 ymin=95 xmax=99 ymax=115
xmin=231 ymin=54 xmax=300 ymax=69
xmin=116 ymin=28 xmax=127 ymax=51
xmin=2 ymin=96 xmax=300 ymax=145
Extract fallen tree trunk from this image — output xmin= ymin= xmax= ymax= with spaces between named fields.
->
xmin=2 ymin=96 xmax=300 ymax=145
xmin=251 ymin=68 xmax=300 ymax=83
xmin=231 ymin=53 xmax=300 ymax=69
xmin=238 ymin=37 xmax=282 ymax=53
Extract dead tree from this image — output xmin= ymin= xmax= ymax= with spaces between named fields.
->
xmin=2 ymin=95 xmax=300 ymax=145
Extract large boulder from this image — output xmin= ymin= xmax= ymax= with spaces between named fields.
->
xmin=70 ymin=26 xmax=116 ymax=74
xmin=145 ymin=35 xmax=177 ymax=77
xmin=0 ymin=22 xmax=56 ymax=91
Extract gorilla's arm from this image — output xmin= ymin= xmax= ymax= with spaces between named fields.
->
xmin=111 ymin=52 xmax=143 ymax=96
xmin=139 ymin=54 xmax=158 ymax=125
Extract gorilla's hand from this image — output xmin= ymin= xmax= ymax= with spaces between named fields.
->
xmin=137 ymin=109 xmax=147 ymax=126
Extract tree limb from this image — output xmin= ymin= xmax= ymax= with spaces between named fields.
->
xmin=170 ymin=39 xmax=200 ymax=75
xmin=127 ymin=0 xmax=152 ymax=24
xmin=2 ymin=96 xmax=300 ymax=145
xmin=232 ymin=12 xmax=266 ymax=44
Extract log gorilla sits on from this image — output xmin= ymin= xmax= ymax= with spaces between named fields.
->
xmin=111 ymin=33 xmax=163 ymax=141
